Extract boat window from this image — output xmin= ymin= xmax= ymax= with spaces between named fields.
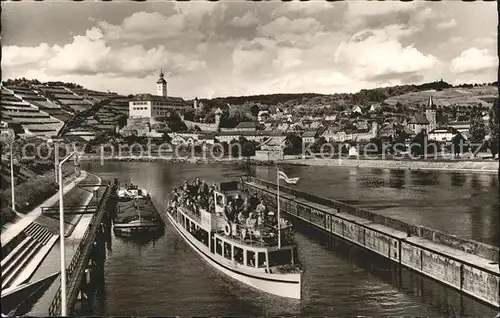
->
xmin=216 ymin=239 xmax=222 ymax=255
xmin=246 ymin=250 xmax=256 ymax=267
xmin=210 ymin=234 xmax=215 ymax=253
xmin=224 ymin=242 xmax=232 ymax=260
xmin=257 ymin=252 xmax=267 ymax=268
xmin=234 ymin=246 xmax=244 ymax=264
xmin=268 ymin=249 xmax=292 ymax=266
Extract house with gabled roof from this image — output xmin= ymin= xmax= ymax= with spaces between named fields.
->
xmin=232 ymin=121 xmax=257 ymax=132
xmin=301 ymin=130 xmax=318 ymax=145
xmin=407 ymin=114 xmax=429 ymax=134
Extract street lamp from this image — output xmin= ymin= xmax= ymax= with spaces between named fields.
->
xmin=58 ymin=151 xmax=78 ymax=317
xmin=47 ymin=138 xmax=62 ymax=184
xmin=9 ymin=139 xmax=18 ymax=212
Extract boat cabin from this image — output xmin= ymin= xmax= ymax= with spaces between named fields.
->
xmin=118 ymin=183 xmax=149 ymax=199
xmin=170 ymin=180 xmax=300 ymax=274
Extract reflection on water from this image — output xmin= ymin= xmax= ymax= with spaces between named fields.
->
xmin=82 ymin=162 xmax=498 ymax=316
xmin=113 ymin=229 xmax=165 ymax=248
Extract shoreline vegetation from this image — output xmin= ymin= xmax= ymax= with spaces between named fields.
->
xmin=0 ymin=162 xmax=75 ymax=228
xmin=79 ymin=154 xmax=499 ymax=174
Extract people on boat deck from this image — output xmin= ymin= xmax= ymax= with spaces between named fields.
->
xmin=171 ymin=178 xmax=278 ymax=229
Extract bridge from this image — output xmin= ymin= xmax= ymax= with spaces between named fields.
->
xmin=45 ymin=180 xmax=117 ymax=316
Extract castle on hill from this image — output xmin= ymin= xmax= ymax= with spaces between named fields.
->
xmin=128 ymin=70 xmax=189 ymax=119
xmin=121 ymin=70 xmax=222 ymax=136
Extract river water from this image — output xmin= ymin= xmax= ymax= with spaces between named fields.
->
xmin=82 ymin=161 xmax=499 ymax=316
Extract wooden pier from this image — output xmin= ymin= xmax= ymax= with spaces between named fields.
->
xmin=241 ymin=176 xmax=500 ymax=309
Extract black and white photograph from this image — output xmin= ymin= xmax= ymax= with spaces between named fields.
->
xmin=0 ymin=0 xmax=499 ymax=316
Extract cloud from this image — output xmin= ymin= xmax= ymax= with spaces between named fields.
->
xmin=97 ymin=12 xmax=196 ymax=43
xmin=231 ymin=38 xmax=276 ymax=76
xmin=2 ymin=2 xmax=497 ymax=98
xmin=437 ymin=18 xmax=457 ymax=29
xmin=228 ymin=11 xmax=260 ymax=27
xmin=347 ymin=1 xmax=423 ymax=17
xmin=335 ymin=25 xmax=439 ymax=81
xmin=450 ymin=48 xmax=497 ymax=74
xmin=475 ymin=37 xmax=496 ymax=46
xmin=271 ymin=2 xmax=338 ymax=17
xmin=2 ymin=43 xmax=55 ymax=67
xmin=3 ymin=22 xmax=207 ymax=79
xmin=257 ymin=17 xmax=324 ymax=38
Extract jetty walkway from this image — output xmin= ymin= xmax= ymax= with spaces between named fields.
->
xmin=1 ymin=172 xmax=117 ymax=316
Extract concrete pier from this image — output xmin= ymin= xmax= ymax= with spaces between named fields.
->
xmin=242 ymin=177 xmax=500 ymax=309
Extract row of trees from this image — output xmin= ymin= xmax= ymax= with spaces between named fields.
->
xmin=2 ymin=78 xmax=83 ymax=89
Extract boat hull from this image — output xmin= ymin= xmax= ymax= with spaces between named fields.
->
xmin=166 ymin=211 xmax=302 ymax=300
xmin=113 ymin=219 xmax=163 ymax=235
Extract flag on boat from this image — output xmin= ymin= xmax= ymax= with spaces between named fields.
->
xmin=278 ymin=170 xmax=300 ymax=184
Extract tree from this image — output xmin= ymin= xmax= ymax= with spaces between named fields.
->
xmin=311 ymin=137 xmax=327 ymax=153
xmin=250 ymin=104 xmax=260 ymax=117
xmin=410 ymin=132 xmax=426 ymax=157
xmin=451 ymin=132 xmax=466 ymax=158
xmin=284 ymin=133 xmax=302 ymax=155
xmin=489 ymin=99 xmax=499 ymax=158
xmin=160 ymin=132 xmax=171 ymax=144
xmin=203 ymin=109 xmax=216 ymax=123
xmin=182 ymin=108 xmax=196 ymax=121
xmin=391 ymin=130 xmax=408 ymax=154
xmin=469 ymin=110 xmax=486 ymax=151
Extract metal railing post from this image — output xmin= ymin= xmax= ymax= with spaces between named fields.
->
xmin=10 ymin=141 xmax=16 ymax=211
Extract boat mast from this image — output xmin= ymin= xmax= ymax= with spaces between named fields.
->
xmin=277 ymin=166 xmax=281 ymax=249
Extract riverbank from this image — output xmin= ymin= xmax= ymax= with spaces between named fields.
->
xmin=1 ymin=164 xmax=76 ymax=227
xmin=79 ymin=154 xmax=499 ymax=174
xmin=1 ymin=171 xmax=90 ymax=246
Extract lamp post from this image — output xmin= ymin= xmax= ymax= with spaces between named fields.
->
xmin=9 ymin=140 xmax=17 ymax=212
xmin=58 ymin=151 xmax=78 ymax=317
xmin=48 ymin=138 xmax=61 ymax=184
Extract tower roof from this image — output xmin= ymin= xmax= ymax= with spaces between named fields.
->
xmin=157 ymin=69 xmax=166 ymax=84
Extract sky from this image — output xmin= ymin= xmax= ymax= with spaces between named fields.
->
xmin=2 ymin=1 xmax=498 ymax=99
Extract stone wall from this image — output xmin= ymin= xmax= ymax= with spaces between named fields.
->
xmin=246 ymin=177 xmax=499 ymax=262
xmin=243 ymin=177 xmax=500 ymax=308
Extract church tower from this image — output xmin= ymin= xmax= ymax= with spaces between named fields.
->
xmin=157 ymin=70 xmax=167 ymax=97
xmin=425 ymin=96 xmax=437 ymax=131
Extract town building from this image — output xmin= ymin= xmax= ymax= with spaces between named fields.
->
xmin=407 ymin=114 xmax=429 ymax=134
xmin=448 ymin=121 xmax=471 ymax=138
xmin=301 ymin=130 xmax=317 ymax=145
xmin=128 ymin=71 xmax=189 ymax=120
xmin=428 ymin=127 xmax=459 ymax=142
xmin=220 ymin=121 xmax=257 ymax=132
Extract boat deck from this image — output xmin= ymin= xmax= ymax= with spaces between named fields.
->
xmin=116 ymin=196 xmax=161 ymax=224
xmin=178 ymin=204 xmax=294 ymax=249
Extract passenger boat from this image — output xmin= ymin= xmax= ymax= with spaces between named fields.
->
xmin=113 ymin=183 xmax=164 ymax=236
xmin=166 ymin=179 xmax=302 ymax=299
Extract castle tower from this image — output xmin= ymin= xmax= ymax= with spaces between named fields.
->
xmin=215 ymin=107 xmax=223 ymax=129
xmin=193 ymin=97 xmax=199 ymax=111
xmin=371 ymin=121 xmax=378 ymax=136
xmin=157 ymin=70 xmax=167 ymax=97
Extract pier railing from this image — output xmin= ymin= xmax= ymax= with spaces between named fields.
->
xmin=244 ymin=176 xmax=499 ymax=262
xmin=48 ymin=183 xmax=112 ymax=316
